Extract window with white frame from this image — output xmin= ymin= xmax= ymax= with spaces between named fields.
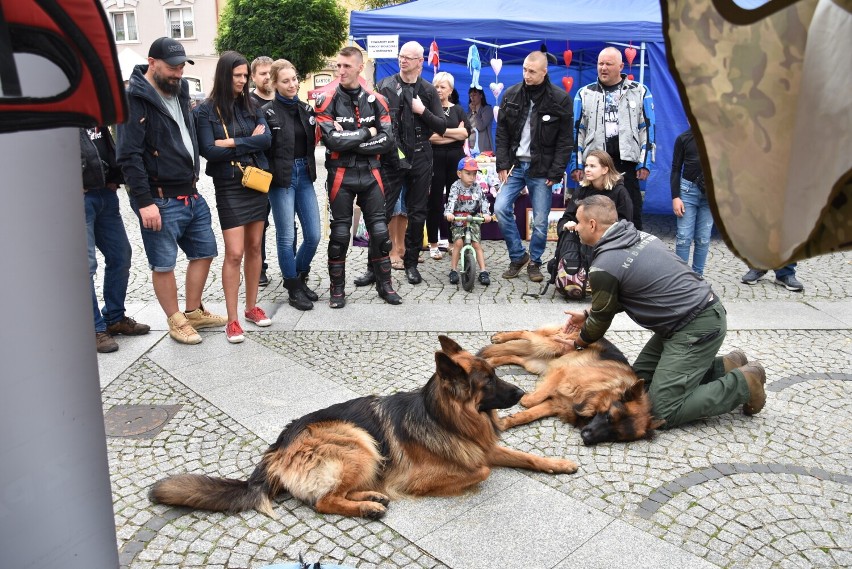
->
xmin=167 ymin=7 xmax=194 ymax=39
xmin=111 ymin=11 xmax=138 ymax=43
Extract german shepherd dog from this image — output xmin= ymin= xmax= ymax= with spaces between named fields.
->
xmin=150 ymin=336 xmax=578 ymax=519
xmin=478 ymin=326 xmax=664 ymax=445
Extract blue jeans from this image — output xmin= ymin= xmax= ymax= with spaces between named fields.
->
xmin=268 ymin=159 xmax=321 ymax=278
xmin=675 ymin=180 xmax=713 ymax=275
xmin=130 ymin=194 xmax=218 ymax=272
xmin=493 ymin=162 xmax=552 ymax=264
xmin=86 ymin=189 xmax=132 ymax=332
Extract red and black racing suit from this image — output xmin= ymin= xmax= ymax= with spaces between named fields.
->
xmin=315 ymin=85 xmax=399 ymax=306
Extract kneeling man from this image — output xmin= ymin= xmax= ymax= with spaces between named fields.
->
xmin=561 ymin=195 xmax=765 ymax=428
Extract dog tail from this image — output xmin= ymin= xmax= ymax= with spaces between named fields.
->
xmin=149 ymin=471 xmax=276 ymax=517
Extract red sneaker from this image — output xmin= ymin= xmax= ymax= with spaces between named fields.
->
xmin=226 ymin=320 xmax=245 ymax=344
xmin=244 ymin=306 xmax=272 ymax=327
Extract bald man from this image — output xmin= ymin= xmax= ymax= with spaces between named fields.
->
xmin=570 ymin=47 xmax=655 ymax=230
xmin=495 ymin=50 xmax=573 ymax=284
xmin=562 ymin=194 xmax=766 ymax=430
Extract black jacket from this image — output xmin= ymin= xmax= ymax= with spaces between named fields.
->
xmin=315 ymin=86 xmax=394 ymax=169
xmin=195 ymin=99 xmax=271 ymax=181
xmin=263 ymin=98 xmax=317 ymax=188
xmin=376 ymin=74 xmax=446 ymax=168
xmin=81 ymin=126 xmax=122 ymax=190
xmin=496 ymin=76 xmax=573 ymax=183
xmin=557 ymin=180 xmax=633 ymax=232
xmin=116 ymin=65 xmax=200 ymax=208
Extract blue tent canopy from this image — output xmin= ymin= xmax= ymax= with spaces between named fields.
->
xmin=349 ymin=0 xmax=689 ymax=215
xmin=350 ymin=0 xmax=664 ymax=43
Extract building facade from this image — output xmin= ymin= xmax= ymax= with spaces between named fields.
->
xmin=102 ymin=0 xmax=221 ymax=98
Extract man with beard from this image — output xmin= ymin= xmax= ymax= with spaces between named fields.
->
xmin=116 ymin=37 xmax=226 ymax=345
xmin=249 ymin=55 xmax=275 ymax=288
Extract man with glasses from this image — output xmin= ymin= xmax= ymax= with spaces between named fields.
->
xmin=354 ymin=41 xmax=446 ymax=287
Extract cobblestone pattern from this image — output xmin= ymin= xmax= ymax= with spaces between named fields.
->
xmin=104 ymin=357 xmax=449 ymax=569
xmin=102 ymin=163 xmax=852 ymax=307
xmin=248 ymin=328 xmax=852 ymax=569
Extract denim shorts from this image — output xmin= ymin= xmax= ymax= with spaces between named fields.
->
xmin=392 ymin=184 xmax=407 ymax=217
xmin=131 ymin=194 xmax=218 ymax=271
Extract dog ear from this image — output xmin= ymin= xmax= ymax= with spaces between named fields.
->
xmin=623 ymin=379 xmax=646 ymax=402
xmin=438 ymin=335 xmax=464 ymax=355
xmin=435 ymin=351 xmax=467 ymax=383
xmin=649 ymin=418 xmax=666 ymax=431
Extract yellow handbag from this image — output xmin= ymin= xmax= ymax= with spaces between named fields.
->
xmin=216 ymin=107 xmax=272 ymax=193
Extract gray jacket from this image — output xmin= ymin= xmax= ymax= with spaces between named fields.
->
xmin=580 ymin=220 xmax=713 ymax=344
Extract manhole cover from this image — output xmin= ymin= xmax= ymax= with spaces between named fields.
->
xmin=104 ymin=404 xmax=181 ymax=438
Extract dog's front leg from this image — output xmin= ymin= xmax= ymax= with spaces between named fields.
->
xmin=498 ymin=400 xmax=558 ymax=430
xmin=488 ymin=446 xmax=578 ymax=474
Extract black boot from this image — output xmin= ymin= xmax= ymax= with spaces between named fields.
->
xmin=297 ymin=270 xmax=319 ymax=301
xmin=374 ymin=257 xmax=402 ymax=305
xmin=284 ymin=278 xmax=313 ymax=311
xmin=329 ymin=261 xmax=346 ymax=308
xmin=353 ymin=261 xmax=375 ymax=287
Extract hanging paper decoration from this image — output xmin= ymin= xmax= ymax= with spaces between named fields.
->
xmin=467 ymin=45 xmax=482 ymax=89
xmin=490 ymin=57 xmax=502 ymax=77
xmin=489 ymin=82 xmax=504 ymax=99
xmin=493 ymin=106 xmax=499 ymax=122
xmin=561 ymin=76 xmax=573 ymax=92
xmin=624 ymin=45 xmax=637 ymax=67
xmin=627 ymin=74 xmax=634 ymax=81
xmin=562 ymin=50 xmax=572 ymax=67
xmin=428 ymin=41 xmax=440 ymax=74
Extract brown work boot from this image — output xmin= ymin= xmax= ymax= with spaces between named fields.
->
xmin=502 ymin=252 xmax=529 ymax=279
xmin=527 ymin=261 xmax=544 ymax=282
xmin=739 ymin=362 xmax=767 ymax=415
xmin=107 ymin=316 xmax=151 ymax=336
xmin=722 ymin=349 xmax=748 ymax=373
xmin=95 ymin=332 xmax=118 ymax=353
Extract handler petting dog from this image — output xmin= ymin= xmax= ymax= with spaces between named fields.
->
xmin=561 ymin=195 xmax=766 ymax=428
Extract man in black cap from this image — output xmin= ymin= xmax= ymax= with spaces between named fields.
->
xmin=116 ymin=37 xmax=226 ymax=345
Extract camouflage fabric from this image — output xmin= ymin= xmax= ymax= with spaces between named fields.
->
xmin=663 ymin=0 xmax=852 ymax=269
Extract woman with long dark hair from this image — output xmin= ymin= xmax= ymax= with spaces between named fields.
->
xmin=196 ymin=51 xmax=272 ymax=343
xmin=262 ymin=59 xmax=321 ymax=311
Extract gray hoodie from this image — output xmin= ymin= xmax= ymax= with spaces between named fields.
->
xmin=580 ymin=220 xmax=713 ymax=343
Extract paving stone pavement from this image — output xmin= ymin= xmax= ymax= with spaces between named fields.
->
xmin=96 ymin=152 xmax=852 ymax=568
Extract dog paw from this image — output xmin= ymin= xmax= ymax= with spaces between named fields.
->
xmin=490 ymin=332 xmax=508 ymax=344
xmin=361 ymin=502 xmax=388 ymax=519
xmin=549 ymin=459 xmax=579 ymax=474
xmin=366 ymin=492 xmax=390 ymax=506
xmin=519 ymin=394 xmax=536 ymax=408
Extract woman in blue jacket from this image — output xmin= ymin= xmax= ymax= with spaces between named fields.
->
xmin=196 ymin=51 xmax=272 ymax=343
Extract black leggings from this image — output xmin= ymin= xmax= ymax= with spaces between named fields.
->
xmin=427 ymin=144 xmax=465 ymax=244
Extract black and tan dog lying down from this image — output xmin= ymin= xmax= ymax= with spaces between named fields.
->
xmin=478 ymin=325 xmax=665 ymax=445
xmin=150 ymin=336 xmax=577 ymax=520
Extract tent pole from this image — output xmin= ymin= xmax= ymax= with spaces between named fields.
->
xmin=639 ymin=41 xmax=646 ymax=85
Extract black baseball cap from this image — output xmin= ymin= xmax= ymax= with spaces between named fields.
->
xmin=148 ymin=37 xmax=194 ymax=65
